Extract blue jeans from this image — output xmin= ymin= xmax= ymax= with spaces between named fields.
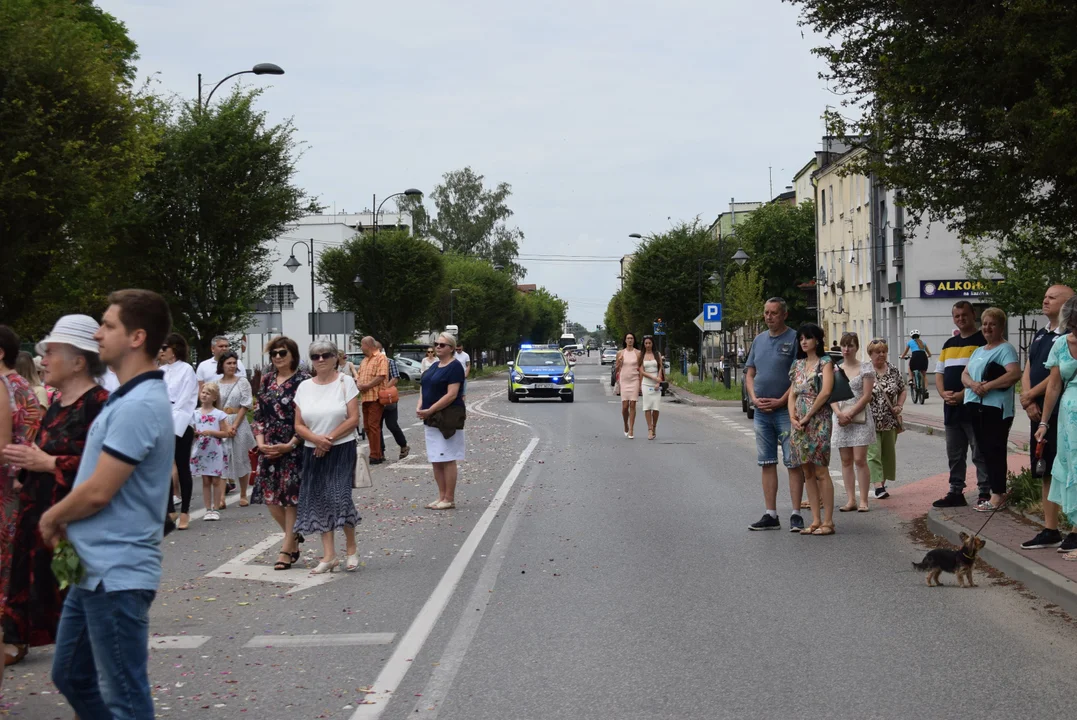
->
xmin=52 ymin=585 xmax=156 ymax=720
xmin=754 ymin=407 xmax=799 ymax=468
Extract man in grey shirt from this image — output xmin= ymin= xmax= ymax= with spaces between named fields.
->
xmin=744 ymin=298 xmax=806 ymax=531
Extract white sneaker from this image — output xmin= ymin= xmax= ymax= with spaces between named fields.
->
xmin=204 ymin=510 xmax=220 ymax=521
xmin=173 ymin=494 xmax=181 ymax=504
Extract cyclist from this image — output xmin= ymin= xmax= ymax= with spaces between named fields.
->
xmin=900 ymin=330 xmax=932 ymax=398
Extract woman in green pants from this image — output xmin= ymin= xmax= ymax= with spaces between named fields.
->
xmin=867 ymin=339 xmax=907 ymax=498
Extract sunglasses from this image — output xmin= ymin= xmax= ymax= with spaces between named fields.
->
xmin=310 ymin=352 xmax=335 ymax=361
xmin=160 ymin=344 xmax=170 ymax=351
xmin=434 ymin=342 xmax=452 ymax=348
xmin=269 ymin=349 xmax=289 ymax=358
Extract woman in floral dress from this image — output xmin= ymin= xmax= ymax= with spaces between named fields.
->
xmin=0 ymin=316 xmax=107 ymax=666
xmin=252 ymin=337 xmax=309 ymax=570
xmin=867 ymin=340 xmax=906 ymax=500
xmin=788 ymin=323 xmax=836 ymax=536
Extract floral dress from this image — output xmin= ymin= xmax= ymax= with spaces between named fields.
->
xmin=0 ymin=373 xmax=42 ymax=616
xmin=832 ymin=362 xmax=877 ymax=448
xmin=190 ymin=409 xmax=229 ymax=477
xmin=1046 ymin=337 xmax=1077 ymax=517
xmin=3 ymin=386 xmax=108 ymax=647
xmin=870 ymin=362 xmax=904 ymax=432
xmin=251 ymin=369 xmax=309 ymax=507
xmin=790 ymin=356 xmax=833 ymax=466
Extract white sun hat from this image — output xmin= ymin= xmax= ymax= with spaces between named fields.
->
xmin=35 ymin=314 xmax=101 ymax=355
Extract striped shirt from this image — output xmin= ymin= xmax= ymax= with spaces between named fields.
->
xmin=935 ymin=330 xmax=986 ymax=425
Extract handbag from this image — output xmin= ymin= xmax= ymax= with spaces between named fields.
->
xmin=378 ymin=386 xmax=399 ymax=405
xmin=829 ymin=366 xmax=854 ymax=404
xmin=839 ymin=400 xmax=867 ymax=424
xmin=882 ymin=386 xmax=905 ymax=433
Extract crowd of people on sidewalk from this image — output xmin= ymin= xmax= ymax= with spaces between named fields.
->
xmin=730 ymin=287 xmax=1077 ymax=550
xmin=0 ymin=288 xmax=479 ymax=718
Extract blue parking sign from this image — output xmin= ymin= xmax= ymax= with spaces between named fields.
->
xmin=703 ymin=303 xmax=722 ymax=322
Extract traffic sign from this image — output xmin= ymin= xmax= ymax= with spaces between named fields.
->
xmin=694 ymin=312 xmax=721 ymax=333
xmin=653 ymin=322 xmax=666 ymax=336
xmin=703 ymin=303 xmax=723 ymax=323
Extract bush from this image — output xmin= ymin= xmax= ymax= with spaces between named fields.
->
xmin=1007 ymin=468 xmax=1072 ymax=528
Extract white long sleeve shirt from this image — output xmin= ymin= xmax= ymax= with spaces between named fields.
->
xmin=162 ymin=361 xmax=198 ymax=437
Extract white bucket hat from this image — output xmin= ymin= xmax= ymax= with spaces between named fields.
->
xmin=35 ymin=314 xmax=101 ymax=356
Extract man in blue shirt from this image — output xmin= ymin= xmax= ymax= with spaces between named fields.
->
xmin=42 ymin=289 xmax=174 ymax=720
xmin=744 ymin=298 xmax=806 ymax=531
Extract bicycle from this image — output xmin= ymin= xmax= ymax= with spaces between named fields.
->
xmin=910 ymin=368 xmax=928 ymax=404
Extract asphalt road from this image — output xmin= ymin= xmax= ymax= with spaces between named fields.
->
xmin=7 ymin=356 xmax=1077 ymax=719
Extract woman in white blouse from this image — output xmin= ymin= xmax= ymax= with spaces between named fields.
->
xmin=160 ymin=333 xmax=198 ymax=529
xmin=294 ymin=340 xmax=362 ymax=573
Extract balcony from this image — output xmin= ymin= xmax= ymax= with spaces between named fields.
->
xmin=892 ymin=229 xmax=905 ymax=267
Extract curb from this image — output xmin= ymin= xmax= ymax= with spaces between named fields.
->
xmin=902 ymin=419 xmax=1026 ymax=453
xmin=926 ymin=507 xmax=1077 ymax=617
xmin=666 ymin=388 xmax=740 ymax=407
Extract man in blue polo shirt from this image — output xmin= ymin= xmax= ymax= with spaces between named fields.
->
xmin=41 ymin=289 xmax=174 ymax=720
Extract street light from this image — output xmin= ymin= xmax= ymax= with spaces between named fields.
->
xmin=284 ymin=239 xmax=316 ymax=340
xmin=198 ymin=63 xmax=284 ymax=110
xmin=372 ymin=188 xmax=423 ymax=237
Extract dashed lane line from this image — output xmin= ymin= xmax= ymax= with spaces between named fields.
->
xmin=243 ymin=633 xmax=395 ymax=648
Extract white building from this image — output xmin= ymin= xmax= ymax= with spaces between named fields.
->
xmin=238 ymin=211 xmax=413 ymax=370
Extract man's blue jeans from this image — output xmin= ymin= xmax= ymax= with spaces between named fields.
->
xmin=52 ymin=585 xmax=156 ymax=720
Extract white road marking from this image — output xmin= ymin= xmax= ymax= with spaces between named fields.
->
xmin=204 ymin=532 xmax=342 ymax=594
xmin=351 ymin=436 xmax=541 ymax=720
xmin=243 ymin=633 xmax=395 ymax=648
xmin=149 ymin=635 xmax=211 ymax=650
xmin=411 ymin=470 xmax=541 ymax=718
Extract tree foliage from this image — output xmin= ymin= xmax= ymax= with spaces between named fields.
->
xmin=727 ymin=201 xmax=816 ymax=327
xmin=723 ymin=267 xmax=766 ymax=338
xmin=316 ymin=229 xmax=445 ymax=350
xmin=963 ymin=226 xmax=1077 ymax=319
xmin=111 ymin=89 xmax=307 ymax=359
xmin=0 ymin=0 xmax=156 ymax=337
xmin=788 ymin=0 xmax=1077 ymax=242
xmin=398 ymin=167 xmax=526 ymax=280
xmin=604 ymin=290 xmax=631 ymax=347
xmin=517 ymin=288 xmax=568 ymax=345
xmin=436 ymin=256 xmax=520 ymax=351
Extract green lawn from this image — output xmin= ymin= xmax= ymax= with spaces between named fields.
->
xmin=471 ymin=363 xmax=508 ymax=379
xmin=668 ymin=371 xmax=743 ymax=401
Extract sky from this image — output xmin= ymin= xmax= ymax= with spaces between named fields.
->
xmin=99 ymin=0 xmax=835 ymax=329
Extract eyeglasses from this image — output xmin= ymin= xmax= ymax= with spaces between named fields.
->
xmin=434 ymin=342 xmax=451 ymax=348
xmin=309 ymin=352 xmax=335 ymax=361
xmin=426 ymin=351 xmax=435 ymax=355
xmin=269 ymin=349 xmax=289 ymax=359
xmin=160 ymin=345 xmax=170 ymax=351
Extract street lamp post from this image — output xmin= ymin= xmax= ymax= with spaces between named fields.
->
xmin=284 ymin=239 xmax=316 ymax=341
xmin=372 ymin=189 xmax=423 ymax=237
xmin=198 ymin=63 xmax=284 ymax=111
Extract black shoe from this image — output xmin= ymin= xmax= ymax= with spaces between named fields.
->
xmin=1059 ymin=533 xmax=1077 ymax=553
xmin=932 ymin=492 xmax=968 ymax=508
xmin=874 ymin=485 xmax=890 ymax=499
xmin=749 ymin=514 xmax=781 ymax=531
xmin=1021 ymin=528 xmax=1063 ymax=549
xmin=369 ymin=458 xmax=385 ymax=465
xmin=790 ymin=514 xmax=805 ymax=532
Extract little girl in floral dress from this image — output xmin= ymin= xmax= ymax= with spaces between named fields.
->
xmin=190 ymin=382 xmax=231 ymax=522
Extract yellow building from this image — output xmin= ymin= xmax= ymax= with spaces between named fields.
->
xmin=813 ymin=147 xmax=873 ymax=354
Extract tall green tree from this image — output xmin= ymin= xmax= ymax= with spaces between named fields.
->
xmin=517 ymin=288 xmax=568 ymax=344
xmin=788 ymin=0 xmax=1077 ymax=245
xmin=622 ymin=220 xmax=719 ymax=354
xmin=0 ymin=0 xmax=156 ymax=337
xmin=604 ymin=290 xmax=632 ymax=347
xmin=726 ymin=201 xmax=816 ymax=326
xmin=398 ymin=167 xmax=526 ymax=280
xmin=963 ymin=226 xmax=1077 ymax=319
xmin=723 ymin=267 xmax=766 ymax=339
xmin=111 ymin=89 xmax=307 ymax=359
xmin=316 ymin=228 xmax=445 ymax=349
xmin=436 ymin=256 xmax=519 ymax=352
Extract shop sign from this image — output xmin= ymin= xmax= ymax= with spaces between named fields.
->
xmin=920 ymin=279 xmax=1001 ymax=298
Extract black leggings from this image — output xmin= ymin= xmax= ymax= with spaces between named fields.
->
xmin=969 ymin=404 xmax=1013 ymax=496
xmin=168 ymin=426 xmax=195 ymax=514
xmin=379 ymin=403 xmax=408 ymax=450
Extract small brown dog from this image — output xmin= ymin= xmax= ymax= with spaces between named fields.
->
xmin=912 ymin=532 xmax=986 ymax=587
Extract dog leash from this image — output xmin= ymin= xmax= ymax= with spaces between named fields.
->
xmin=972 ymin=497 xmax=1009 ymax=538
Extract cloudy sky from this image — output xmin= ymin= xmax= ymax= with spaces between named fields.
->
xmin=100 ymin=0 xmax=833 ymax=328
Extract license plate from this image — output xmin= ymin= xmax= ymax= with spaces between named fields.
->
xmin=532 ymin=383 xmax=556 ymax=389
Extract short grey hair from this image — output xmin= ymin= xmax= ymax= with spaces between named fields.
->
xmin=308 ymin=339 xmax=339 ymax=367
xmin=1062 ymin=296 xmax=1077 ymax=334
xmin=437 ymin=332 xmax=457 ymax=347
xmin=212 ymin=335 xmax=230 ymax=346
xmin=765 ymin=297 xmax=788 ymax=314
xmin=58 ymin=344 xmax=106 ymax=379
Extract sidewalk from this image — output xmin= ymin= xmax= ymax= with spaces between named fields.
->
xmin=900 ymin=391 xmax=1032 ymax=451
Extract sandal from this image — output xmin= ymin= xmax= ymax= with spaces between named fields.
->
xmin=857 ymin=505 xmax=869 ymax=513
xmin=801 ymin=523 xmax=821 ymax=535
xmin=273 ymin=552 xmax=292 ymax=571
xmin=838 ymin=504 xmax=857 ymax=512
xmin=239 ymin=498 xmax=250 ymax=507
xmin=812 ymin=523 xmax=836 ymax=536
xmin=290 ymin=550 xmax=301 ymax=563
xmin=1063 ymin=551 xmax=1077 ymax=562
xmin=800 ymin=501 xmax=812 ymax=510
xmin=4 ymin=644 xmax=27 ymax=667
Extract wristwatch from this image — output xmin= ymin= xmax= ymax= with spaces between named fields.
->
xmin=1039 ymin=422 xmax=1050 ymax=429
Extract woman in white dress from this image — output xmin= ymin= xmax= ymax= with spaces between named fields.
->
xmin=217 ymin=351 xmax=256 ymax=507
xmin=418 ymin=333 xmax=466 ymax=510
xmin=639 ymin=335 xmax=664 ymax=440
xmin=160 ymin=333 xmax=198 ymax=529
xmin=830 ymin=332 xmax=877 ymax=512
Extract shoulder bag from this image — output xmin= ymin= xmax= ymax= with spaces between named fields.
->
xmin=881 ymin=378 xmax=905 ymax=434
xmin=378 ymin=386 xmax=400 ymax=405
xmin=337 ymin=375 xmax=372 ymax=488
xmin=829 ymin=365 xmax=854 ymax=404
xmin=838 ymin=366 xmax=867 ymax=424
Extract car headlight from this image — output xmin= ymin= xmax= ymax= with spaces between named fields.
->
xmin=563 ymin=373 xmax=574 ymax=382
xmin=512 ymin=374 xmax=523 ymax=382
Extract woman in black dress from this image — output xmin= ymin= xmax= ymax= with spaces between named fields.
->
xmin=0 ymin=315 xmax=108 ymax=666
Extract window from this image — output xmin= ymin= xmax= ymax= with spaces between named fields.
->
xmin=821 ymin=189 xmax=827 ymax=224
xmin=839 ymin=178 xmax=845 ymax=215
xmin=829 ymin=185 xmax=835 ymax=222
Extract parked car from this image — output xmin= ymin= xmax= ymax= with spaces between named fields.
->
xmin=600 ymin=348 xmax=618 ymax=365
xmin=394 ymin=355 xmax=424 ymax=381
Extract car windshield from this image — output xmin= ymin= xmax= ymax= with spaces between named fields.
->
xmin=517 ymin=352 xmax=563 ymax=366
xmin=603 ymin=349 xmax=616 ymax=356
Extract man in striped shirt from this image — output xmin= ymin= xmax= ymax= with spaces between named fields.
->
xmin=932 ymin=300 xmax=990 ymax=507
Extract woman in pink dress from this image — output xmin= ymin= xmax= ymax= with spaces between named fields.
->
xmin=615 ymin=333 xmax=643 ymax=439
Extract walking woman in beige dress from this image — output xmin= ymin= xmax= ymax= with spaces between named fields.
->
xmin=615 ymin=333 xmax=642 ymax=439
xmin=640 ymin=335 xmax=664 ymax=440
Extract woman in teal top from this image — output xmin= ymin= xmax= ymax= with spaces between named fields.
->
xmin=1036 ymin=296 xmax=1077 ymax=558
xmin=961 ymin=307 xmax=1021 ymax=512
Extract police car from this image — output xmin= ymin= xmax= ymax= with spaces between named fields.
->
xmin=508 ymin=344 xmax=575 ymax=403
